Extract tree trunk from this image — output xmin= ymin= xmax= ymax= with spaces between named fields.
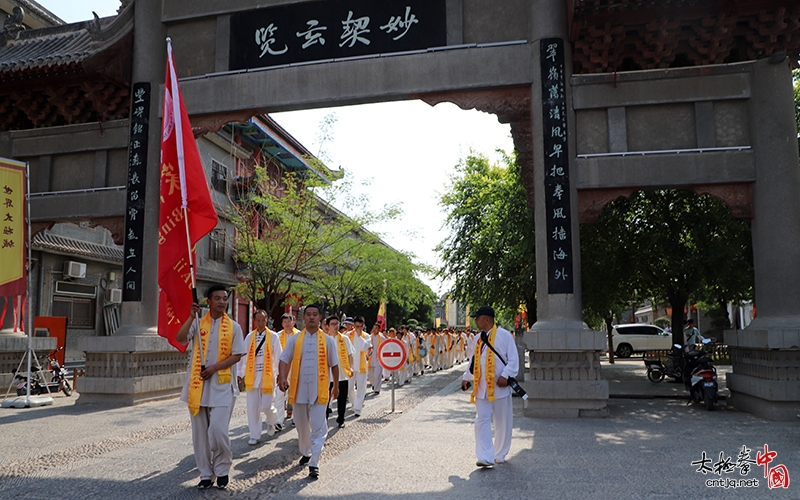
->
xmin=605 ymin=316 xmax=615 ymax=364
xmin=668 ymin=294 xmax=688 ymax=347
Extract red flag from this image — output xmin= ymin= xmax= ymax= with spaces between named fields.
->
xmin=158 ymin=40 xmax=218 ymax=352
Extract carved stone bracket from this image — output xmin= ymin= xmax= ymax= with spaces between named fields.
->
xmin=86 ymin=216 xmax=126 ymax=245
xmin=417 ymin=87 xmax=534 ymax=207
xmin=417 ymin=87 xmax=530 ymax=123
xmin=190 ymin=110 xmax=259 ymax=138
xmin=578 ymin=182 xmax=755 ymax=223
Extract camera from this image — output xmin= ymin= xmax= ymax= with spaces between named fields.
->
xmin=506 ymin=377 xmax=528 ymax=400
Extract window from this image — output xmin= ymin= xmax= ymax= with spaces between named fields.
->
xmin=211 ymin=160 xmax=228 ymax=193
xmin=51 ymin=296 xmax=95 ymax=329
xmin=208 ymin=228 xmax=226 ymax=262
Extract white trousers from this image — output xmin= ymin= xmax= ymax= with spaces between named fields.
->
xmin=349 ymin=372 xmax=368 ymax=413
xmin=292 ymin=402 xmax=328 ymax=467
xmin=368 ymin=365 xmax=383 ymax=392
xmin=190 ymin=405 xmax=233 ymax=479
xmin=246 ymin=390 xmax=277 ymax=440
xmin=474 ymin=395 xmax=513 ymax=464
xmin=273 ymin=387 xmax=287 ymax=425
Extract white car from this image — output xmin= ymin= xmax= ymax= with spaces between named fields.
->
xmin=609 ymin=324 xmax=673 ymax=358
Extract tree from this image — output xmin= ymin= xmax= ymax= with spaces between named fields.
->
xmin=581 ymin=212 xmax=641 ymax=362
xmin=231 ymin=168 xmax=374 ymax=315
xmin=591 ymin=189 xmax=753 ymax=345
xmin=437 ymin=152 xmax=536 ymax=322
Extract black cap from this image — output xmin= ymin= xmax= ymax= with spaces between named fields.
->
xmin=470 ymin=306 xmax=495 ymax=318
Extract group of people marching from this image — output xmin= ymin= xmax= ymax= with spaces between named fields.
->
xmin=175 ymin=285 xmax=490 ymax=490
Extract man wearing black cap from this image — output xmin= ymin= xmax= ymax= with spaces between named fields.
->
xmin=461 ymin=306 xmax=519 ymax=468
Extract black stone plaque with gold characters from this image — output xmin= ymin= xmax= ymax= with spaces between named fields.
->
xmin=230 ymin=0 xmax=446 ymax=70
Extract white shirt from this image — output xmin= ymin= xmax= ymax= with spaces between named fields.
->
xmin=349 ymin=330 xmax=372 ymax=373
xmin=237 ymin=329 xmax=282 ymax=389
xmin=331 ymin=334 xmax=355 ymax=381
xmin=462 ymin=326 xmax=519 ymax=400
xmin=279 ymin=330 xmax=339 ymax=405
xmin=180 ymin=315 xmax=246 ymax=407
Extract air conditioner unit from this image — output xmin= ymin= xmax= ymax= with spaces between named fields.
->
xmin=63 ymin=261 xmax=86 ymax=279
xmin=106 ymin=288 xmax=123 ymax=304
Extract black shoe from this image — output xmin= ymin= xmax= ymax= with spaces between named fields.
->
xmin=308 ymin=466 xmax=319 ymax=478
xmin=215 ymin=475 xmax=228 ymax=489
xmin=197 ymin=479 xmax=213 ymax=490
xmin=338 ymin=422 xmax=346 ymax=428
xmin=274 ymin=423 xmax=283 ymax=432
xmin=299 ymin=455 xmax=311 ymax=465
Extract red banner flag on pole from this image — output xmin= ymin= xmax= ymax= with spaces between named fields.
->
xmin=158 ymin=39 xmax=218 ymax=352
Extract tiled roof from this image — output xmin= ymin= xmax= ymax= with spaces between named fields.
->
xmin=32 ymin=231 xmax=123 ymax=264
xmin=0 ymin=3 xmax=132 ymax=74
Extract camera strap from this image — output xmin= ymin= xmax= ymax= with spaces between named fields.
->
xmin=480 ymin=332 xmax=507 ymax=366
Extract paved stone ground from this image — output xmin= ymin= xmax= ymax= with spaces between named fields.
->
xmin=0 ymin=360 xmax=797 ymax=500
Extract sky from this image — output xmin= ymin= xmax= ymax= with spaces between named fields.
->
xmin=38 ymin=1 xmax=515 ymax=294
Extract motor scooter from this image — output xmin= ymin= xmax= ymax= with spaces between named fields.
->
xmin=643 ymin=345 xmax=684 ymax=383
xmin=14 ymin=347 xmax=72 ymax=397
xmin=685 ymin=339 xmax=717 ymax=410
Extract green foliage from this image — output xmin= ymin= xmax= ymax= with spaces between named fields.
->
xmin=436 ymin=152 xmax=536 ymax=322
xmin=590 ymin=189 xmax=753 ymax=344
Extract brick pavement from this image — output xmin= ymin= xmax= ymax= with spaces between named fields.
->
xmin=0 ymin=360 xmax=797 ymax=500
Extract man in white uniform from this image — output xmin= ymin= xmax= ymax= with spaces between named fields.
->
xmin=368 ymin=323 xmax=385 ymax=394
xmin=274 ymin=313 xmax=298 ymax=428
xmin=347 ymin=316 xmax=371 ymax=416
xmin=325 ymin=315 xmax=353 ymax=428
xmin=237 ymin=309 xmax=282 ymax=445
xmin=177 ymin=285 xmax=246 ymax=490
xmin=461 ymin=306 xmax=519 ymax=468
xmin=278 ymin=305 xmax=339 ymax=479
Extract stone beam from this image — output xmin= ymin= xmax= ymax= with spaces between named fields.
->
xmin=179 ymin=43 xmax=534 ymax=115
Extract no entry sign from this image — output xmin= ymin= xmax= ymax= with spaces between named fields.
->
xmin=377 ymin=338 xmax=407 ymax=371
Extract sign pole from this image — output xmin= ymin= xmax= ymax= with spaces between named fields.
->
xmin=390 ymin=371 xmax=396 ymax=413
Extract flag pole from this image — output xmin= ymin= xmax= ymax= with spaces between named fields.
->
xmin=167 ymin=37 xmax=204 ymax=371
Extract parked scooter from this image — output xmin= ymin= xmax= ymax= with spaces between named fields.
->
xmin=644 ymin=345 xmax=684 ymax=383
xmin=13 ymin=347 xmax=72 ymax=397
xmin=684 ymin=339 xmax=717 ymax=410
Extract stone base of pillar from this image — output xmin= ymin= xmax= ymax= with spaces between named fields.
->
xmin=724 ymin=328 xmax=800 ymax=420
xmin=77 ymin=335 xmax=188 ymax=406
xmin=0 ymin=333 xmax=57 ymax=389
xmin=522 ymin=326 xmax=609 ymax=417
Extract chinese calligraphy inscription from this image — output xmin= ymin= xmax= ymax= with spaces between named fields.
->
xmin=541 ymin=38 xmax=573 ymax=294
xmin=230 ymin=0 xmax=446 ymax=70
xmin=123 ymin=82 xmax=150 ymax=302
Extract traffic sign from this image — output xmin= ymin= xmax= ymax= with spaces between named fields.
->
xmin=377 ymin=338 xmax=407 ymax=371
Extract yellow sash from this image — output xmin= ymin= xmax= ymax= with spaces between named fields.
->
xmin=279 ymin=327 xmax=298 ymax=350
xmin=188 ymin=313 xmax=234 ymax=416
xmin=337 ymin=333 xmax=353 ymax=378
xmin=288 ymin=329 xmax=329 ymax=405
xmin=350 ymin=330 xmax=367 ymax=374
xmin=470 ymin=325 xmax=498 ymax=404
xmin=244 ymin=330 xmax=273 ymax=394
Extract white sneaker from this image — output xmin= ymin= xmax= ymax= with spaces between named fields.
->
xmin=248 ymin=438 xmax=258 ymax=446
xmin=266 ymin=424 xmax=275 ymax=437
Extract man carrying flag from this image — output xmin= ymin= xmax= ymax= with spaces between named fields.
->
xmin=159 ymin=39 xmax=244 ymax=490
